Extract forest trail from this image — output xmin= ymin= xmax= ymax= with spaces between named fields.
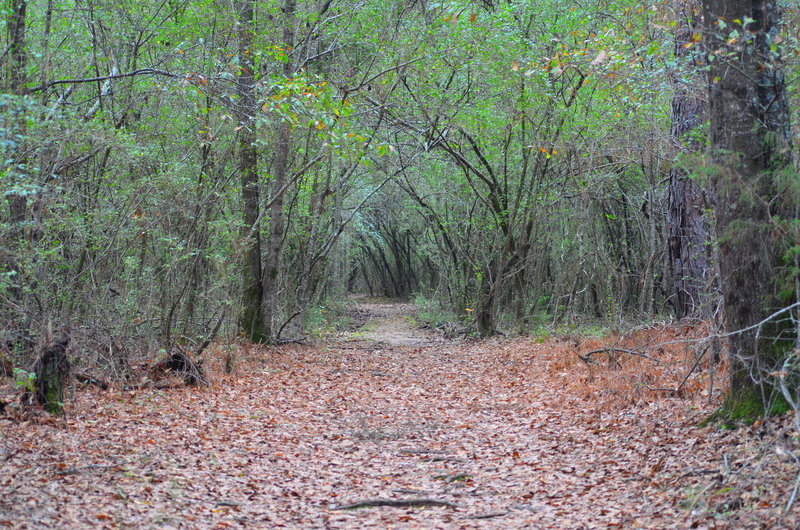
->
xmin=1 ymin=301 xmax=797 ymax=528
xmin=339 ymin=299 xmax=447 ymax=347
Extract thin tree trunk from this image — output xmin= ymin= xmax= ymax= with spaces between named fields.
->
xmin=261 ymin=0 xmax=297 ymax=341
xmin=237 ymin=0 xmax=265 ymax=341
xmin=8 ymin=0 xmax=27 ymax=93
xmin=668 ymin=1 xmax=709 ymax=319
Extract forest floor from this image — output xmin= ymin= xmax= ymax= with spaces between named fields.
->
xmin=2 ymin=299 xmax=800 ymax=528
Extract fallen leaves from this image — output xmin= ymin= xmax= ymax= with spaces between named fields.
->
xmin=1 ymin=304 xmax=798 ymax=527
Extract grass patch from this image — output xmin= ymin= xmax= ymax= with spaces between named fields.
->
xmin=412 ymin=294 xmax=459 ymax=329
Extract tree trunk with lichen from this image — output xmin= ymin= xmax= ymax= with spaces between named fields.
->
xmin=703 ymin=0 xmax=796 ymax=420
xmin=237 ymin=0 xmax=265 ymax=342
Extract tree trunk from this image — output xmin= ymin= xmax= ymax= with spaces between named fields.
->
xmin=7 ymin=0 xmax=27 ymax=93
xmin=237 ymin=0 xmax=265 ymax=342
xmin=261 ymin=0 xmax=296 ymax=341
xmin=28 ymin=338 xmax=70 ymax=416
xmin=668 ymin=1 xmax=709 ymax=319
xmin=704 ymin=0 xmax=795 ymax=418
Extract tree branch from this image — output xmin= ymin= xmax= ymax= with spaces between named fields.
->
xmin=578 ymin=347 xmax=660 ymax=364
xmin=26 ymin=68 xmax=184 ymax=93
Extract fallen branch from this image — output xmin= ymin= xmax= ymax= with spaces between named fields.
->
xmin=674 ymin=344 xmax=710 ymax=393
xmin=578 ymin=348 xmax=659 ymax=365
xmin=642 ymin=344 xmax=712 ymax=395
xmin=469 ymin=511 xmax=509 ymax=519
xmin=331 ymin=498 xmax=458 ymax=510
xmin=433 ymin=472 xmax=472 ymax=483
xmin=73 ymin=372 xmax=110 ymax=390
xmin=194 ymin=309 xmax=226 ymax=357
xmin=276 ymin=310 xmax=303 ymax=342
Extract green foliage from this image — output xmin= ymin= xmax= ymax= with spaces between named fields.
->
xmin=702 ymin=388 xmax=791 ymax=429
xmin=13 ymin=368 xmax=36 ymax=393
xmin=412 ymin=294 xmax=458 ymax=329
xmin=0 ymin=0 xmax=794 ymax=384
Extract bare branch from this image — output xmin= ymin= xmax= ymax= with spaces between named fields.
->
xmin=26 ymin=68 xmax=184 ymax=93
xmin=578 ymin=347 xmax=660 ymax=364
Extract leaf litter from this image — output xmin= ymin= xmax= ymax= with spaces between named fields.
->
xmin=1 ymin=302 xmax=799 ymax=528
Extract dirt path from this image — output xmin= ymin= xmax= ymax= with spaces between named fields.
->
xmin=1 ymin=301 xmax=797 ymax=528
xmin=341 ymin=300 xmax=446 ymax=347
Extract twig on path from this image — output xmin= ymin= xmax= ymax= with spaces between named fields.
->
xmin=433 ymin=472 xmax=472 ymax=483
xmin=578 ymin=347 xmax=660 ymax=365
xmin=54 ymin=458 xmax=124 ymax=476
xmin=786 ymin=471 xmax=800 ymax=513
xmin=421 ymin=456 xmax=467 ymax=463
xmin=331 ymin=498 xmax=459 ymax=510
xmin=469 ymin=511 xmax=509 ymax=519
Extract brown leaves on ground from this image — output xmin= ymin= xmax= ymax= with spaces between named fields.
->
xmin=1 ymin=313 xmax=799 ymax=528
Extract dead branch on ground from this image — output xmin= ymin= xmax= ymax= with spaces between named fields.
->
xmin=577 ymin=347 xmax=659 ymax=366
xmin=331 ymin=498 xmax=459 ymax=510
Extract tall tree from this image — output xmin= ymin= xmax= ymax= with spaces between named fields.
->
xmin=237 ymin=0 xmax=265 ymax=341
xmin=261 ymin=0 xmax=297 ymax=341
xmin=703 ymin=0 xmax=796 ymax=416
xmin=667 ymin=0 xmax=709 ymax=319
xmin=7 ymin=0 xmax=27 ymax=93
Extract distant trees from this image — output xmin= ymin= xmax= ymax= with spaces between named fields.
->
xmin=0 ymin=0 xmax=796 ymax=386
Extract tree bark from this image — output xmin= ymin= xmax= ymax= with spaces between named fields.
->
xmin=703 ymin=0 xmax=795 ymax=417
xmin=668 ymin=0 xmax=709 ymax=319
xmin=261 ymin=0 xmax=296 ymax=341
xmin=27 ymin=338 xmax=70 ymax=416
xmin=237 ymin=0 xmax=265 ymax=342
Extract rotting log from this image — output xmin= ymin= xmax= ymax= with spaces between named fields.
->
xmin=153 ymin=346 xmax=207 ymax=386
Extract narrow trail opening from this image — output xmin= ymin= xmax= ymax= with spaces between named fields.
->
xmin=338 ymin=299 xmax=447 ymax=347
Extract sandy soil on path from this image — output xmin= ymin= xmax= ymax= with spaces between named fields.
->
xmin=341 ymin=300 xmax=447 ymax=347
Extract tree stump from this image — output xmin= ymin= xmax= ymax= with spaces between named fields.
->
xmin=27 ymin=337 xmax=70 ymax=415
xmin=153 ymin=347 xmax=206 ymax=386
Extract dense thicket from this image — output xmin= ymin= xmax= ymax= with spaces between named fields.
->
xmin=1 ymin=0 xmax=798 ymax=414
